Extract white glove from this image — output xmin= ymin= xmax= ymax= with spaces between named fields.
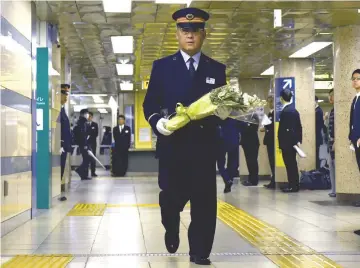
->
xmin=60 ymin=147 xmax=65 ymax=154
xmin=156 ymin=118 xmax=173 ymax=136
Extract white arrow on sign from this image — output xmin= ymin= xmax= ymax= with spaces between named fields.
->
xmin=283 ymin=79 xmax=292 ymax=89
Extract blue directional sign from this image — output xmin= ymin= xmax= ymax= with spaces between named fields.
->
xmin=275 ymin=77 xmax=295 ymax=121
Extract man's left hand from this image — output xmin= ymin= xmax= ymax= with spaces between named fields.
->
xmin=357 ymin=138 xmax=360 ymax=148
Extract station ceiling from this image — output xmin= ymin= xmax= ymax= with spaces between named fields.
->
xmin=35 ymin=1 xmax=360 ymax=94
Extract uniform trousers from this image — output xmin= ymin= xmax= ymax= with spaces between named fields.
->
xmin=217 ymin=146 xmax=239 ymax=184
xmin=242 ymin=142 xmax=259 ymax=184
xmin=266 ymin=143 xmax=275 ymax=184
xmin=159 ymin=141 xmax=217 ymax=258
xmin=281 ymin=146 xmax=299 ymax=189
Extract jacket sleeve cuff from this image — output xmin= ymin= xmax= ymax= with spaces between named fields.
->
xmin=148 ymin=113 xmax=161 ymax=133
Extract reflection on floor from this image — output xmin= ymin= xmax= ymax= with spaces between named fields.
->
xmin=1 ymin=171 xmax=360 ymax=267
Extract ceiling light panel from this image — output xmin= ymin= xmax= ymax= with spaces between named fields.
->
xmin=116 ymin=64 xmax=134 ymax=75
xmin=261 ymin=66 xmax=274 ymax=76
xmin=111 ymin=36 xmax=134 ymax=54
xmin=103 ymin=0 xmax=132 ymax=13
xmin=289 ymin=42 xmax=332 ymax=58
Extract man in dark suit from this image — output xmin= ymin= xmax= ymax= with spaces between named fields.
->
xmin=278 ymin=89 xmax=302 ymax=193
xmin=74 ymin=109 xmax=91 ymax=180
xmin=349 ymin=69 xmax=360 ymax=212
xmin=60 ymin=84 xmax=72 ymax=201
xmin=261 ymin=95 xmax=275 ymax=189
xmin=113 ymin=115 xmax=131 ymax=176
xmin=315 ymin=96 xmax=324 ymax=169
xmin=217 ymin=118 xmax=241 ymax=193
xmin=88 ymin=112 xmax=99 ymax=177
xmin=240 ymin=121 xmax=260 ymax=186
xmin=143 ymin=7 xmax=226 ymax=265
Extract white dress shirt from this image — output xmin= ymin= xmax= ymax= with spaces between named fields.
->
xmin=180 ymin=50 xmax=201 ymax=71
xmin=354 ymin=92 xmax=360 ymax=109
xmin=119 ymin=125 xmax=124 ymax=133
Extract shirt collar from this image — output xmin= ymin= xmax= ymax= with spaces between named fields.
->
xmin=282 ymin=102 xmax=291 ymax=109
xmin=356 ymin=92 xmax=360 ymax=97
xmin=180 ymin=50 xmax=201 ymax=65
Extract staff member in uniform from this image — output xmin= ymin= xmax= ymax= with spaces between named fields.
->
xmin=315 ymin=96 xmax=324 ymax=169
xmin=278 ymin=89 xmax=302 ymax=193
xmin=74 ymin=109 xmax=91 ymax=180
xmin=60 ymin=84 xmax=72 ymax=201
xmin=113 ymin=115 xmax=131 ymax=176
xmin=261 ymin=95 xmax=275 ymax=189
xmin=240 ymin=121 xmax=260 ymax=186
xmin=143 ymin=7 xmax=226 ymax=265
xmin=217 ymin=118 xmax=241 ymax=193
xmin=349 ymin=69 xmax=360 ymax=210
xmin=88 ymin=112 xmax=99 ymax=177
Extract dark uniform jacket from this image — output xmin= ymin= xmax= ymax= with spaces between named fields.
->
xmin=60 ymin=107 xmax=72 ymax=152
xmin=74 ymin=117 xmax=90 ymax=150
xmin=113 ymin=125 xmax=131 ymax=151
xmin=88 ymin=121 xmax=98 ymax=146
xmin=278 ymin=104 xmax=302 ymax=149
xmin=143 ymin=51 xmax=226 ymax=160
xmin=349 ymin=95 xmax=360 ymax=144
xmin=316 ymin=106 xmax=324 ymax=146
xmin=263 ymin=110 xmax=274 ymax=146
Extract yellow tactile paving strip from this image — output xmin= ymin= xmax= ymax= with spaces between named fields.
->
xmin=7 ymin=202 xmax=341 ymax=268
xmin=1 ymin=254 xmax=73 ymax=268
xmin=217 ymin=200 xmax=342 ymax=268
xmin=66 ymin=203 xmax=191 ymax=216
xmin=66 ymin=203 xmax=106 ymax=216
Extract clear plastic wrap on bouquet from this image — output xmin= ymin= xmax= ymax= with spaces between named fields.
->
xmin=165 ymin=80 xmax=267 ymax=131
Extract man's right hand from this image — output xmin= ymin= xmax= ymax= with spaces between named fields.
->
xmin=156 ymin=118 xmax=174 ymax=136
xmin=260 ymin=127 xmax=265 ymax=132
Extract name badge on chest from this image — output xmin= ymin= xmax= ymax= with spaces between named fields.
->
xmin=206 ymin=77 xmax=215 ymax=84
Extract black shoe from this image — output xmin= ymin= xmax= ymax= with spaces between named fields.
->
xmin=224 ymin=181 xmax=233 ymax=193
xmin=242 ymin=180 xmax=257 ymax=186
xmin=190 ymin=256 xmax=211 ymax=265
xmin=353 ymin=201 xmax=360 ymax=207
xmin=354 ymin=230 xmax=360 ymax=236
xmin=58 ymin=196 xmax=67 ymax=201
xmin=264 ymin=183 xmax=275 ymax=189
xmin=81 ymin=177 xmax=92 ymax=180
xmin=281 ymin=187 xmax=299 ymax=193
xmin=165 ymin=232 xmax=179 ymax=253
xmin=92 ymin=173 xmax=98 ymax=177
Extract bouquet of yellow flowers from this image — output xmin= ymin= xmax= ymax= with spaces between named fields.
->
xmin=165 ymin=80 xmax=267 ymax=131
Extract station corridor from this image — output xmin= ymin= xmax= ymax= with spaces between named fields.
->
xmin=1 ymin=172 xmax=360 ymax=268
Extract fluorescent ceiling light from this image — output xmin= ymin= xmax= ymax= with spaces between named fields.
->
xmin=261 ymin=66 xmax=274 ymax=76
xmin=116 ymin=64 xmax=134 ymax=75
xmin=155 ymin=0 xmax=192 ymax=6
xmin=98 ymin=108 xmax=108 ymax=114
xmin=120 ymin=82 xmax=134 ymax=91
xmin=74 ymin=105 xmax=88 ymax=112
xmin=72 ymin=94 xmax=107 ymax=97
xmin=93 ymin=96 xmax=104 ymax=104
xmin=317 ymin=100 xmax=324 ymax=103
xmin=103 ymin=0 xmax=132 ymax=13
xmin=289 ymin=42 xmax=332 ymax=58
xmin=274 ymin=9 xmax=282 ymax=28
xmin=111 ymin=36 xmax=133 ymax=54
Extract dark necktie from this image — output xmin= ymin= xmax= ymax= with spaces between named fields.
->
xmin=188 ymin=57 xmax=195 ymax=78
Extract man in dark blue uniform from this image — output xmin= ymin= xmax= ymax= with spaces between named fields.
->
xmin=261 ymin=95 xmax=275 ymax=189
xmin=349 ymin=69 xmax=360 ymax=212
xmin=74 ymin=109 xmax=92 ymax=180
xmin=278 ymin=89 xmax=302 ymax=193
xmin=315 ymin=96 xmax=324 ymax=169
xmin=143 ymin=7 xmax=226 ymax=265
xmin=217 ymin=118 xmax=241 ymax=193
xmin=240 ymin=121 xmax=260 ymax=186
xmin=60 ymin=84 xmax=72 ymax=201
xmin=88 ymin=112 xmax=99 ymax=177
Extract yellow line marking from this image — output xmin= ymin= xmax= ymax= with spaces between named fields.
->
xmin=64 ymin=201 xmax=342 ymax=267
xmin=1 ymin=255 xmax=73 ymax=268
xmin=66 ymin=203 xmax=106 ymax=216
xmin=217 ymin=200 xmax=342 ymax=268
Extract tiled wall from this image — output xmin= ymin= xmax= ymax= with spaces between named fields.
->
xmin=1 ymin=1 xmax=33 ymax=224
